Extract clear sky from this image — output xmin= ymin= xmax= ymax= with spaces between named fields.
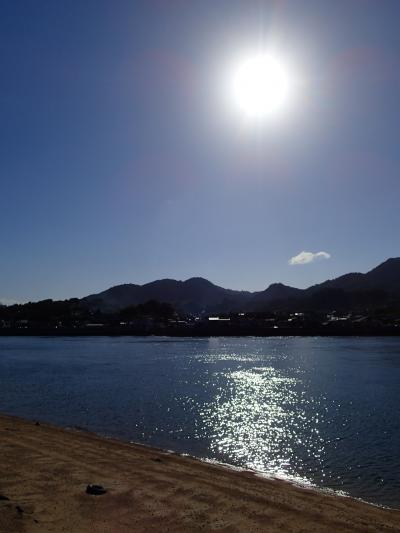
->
xmin=1 ymin=0 xmax=399 ymax=302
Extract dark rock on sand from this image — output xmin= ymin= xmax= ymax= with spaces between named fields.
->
xmin=86 ymin=484 xmax=107 ymax=495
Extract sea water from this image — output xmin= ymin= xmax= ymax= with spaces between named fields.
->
xmin=0 ymin=335 xmax=399 ymax=508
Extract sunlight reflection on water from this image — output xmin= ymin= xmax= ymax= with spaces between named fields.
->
xmin=197 ymin=348 xmax=330 ymax=485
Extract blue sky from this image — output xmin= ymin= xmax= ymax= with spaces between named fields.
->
xmin=1 ymin=0 xmax=399 ymax=302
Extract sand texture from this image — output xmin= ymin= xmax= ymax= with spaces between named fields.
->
xmin=0 ymin=413 xmax=399 ymax=532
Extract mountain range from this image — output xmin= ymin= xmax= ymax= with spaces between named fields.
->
xmin=83 ymin=258 xmax=400 ymax=314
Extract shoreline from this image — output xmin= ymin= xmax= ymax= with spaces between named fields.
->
xmin=27 ymin=418 xmax=397 ymax=512
xmin=0 ymin=413 xmax=399 ymax=532
xmin=5 ymin=413 xmax=380 ymax=510
xmin=1 ymin=327 xmax=400 ymax=337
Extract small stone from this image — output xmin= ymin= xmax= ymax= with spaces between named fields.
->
xmin=86 ymin=484 xmax=107 ymax=495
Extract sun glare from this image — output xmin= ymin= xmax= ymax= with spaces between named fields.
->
xmin=231 ymin=53 xmax=291 ymax=119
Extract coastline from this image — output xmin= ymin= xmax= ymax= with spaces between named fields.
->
xmin=1 ymin=326 xmax=400 ymax=336
xmin=0 ymin=413 xmax=399 ymax=532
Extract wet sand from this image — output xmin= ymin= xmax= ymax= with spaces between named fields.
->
xmin=0 ymin=413 xmax=399 ymax=532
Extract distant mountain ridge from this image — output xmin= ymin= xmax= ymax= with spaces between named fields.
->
xmin=83 ymin=277 xmax=253 ymax=314
xmin=308 ymin=258 xmax=400 ymax=294
xmin=82 ymin=258 xmax=400 ymax=313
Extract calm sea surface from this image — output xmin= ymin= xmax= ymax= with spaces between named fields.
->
xmin=0 ymin=336 xmax=399 ymax=508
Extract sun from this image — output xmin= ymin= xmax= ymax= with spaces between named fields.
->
xmin=231 ymin=53 xmax=291 ymax=119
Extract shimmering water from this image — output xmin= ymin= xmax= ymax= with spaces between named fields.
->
xmin=0 ymin=336 xmax=399 ymax=508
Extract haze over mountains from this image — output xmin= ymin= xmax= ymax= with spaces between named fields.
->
xmin=83 ymin=258 xmax=400 ymax=314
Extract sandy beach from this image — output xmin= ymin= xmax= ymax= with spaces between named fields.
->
xmin=0 ymin=413 xmax=399 ymax=533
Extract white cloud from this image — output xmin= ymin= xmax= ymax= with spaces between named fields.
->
xmin=289 ymin=251 xmax=331 ymax=265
